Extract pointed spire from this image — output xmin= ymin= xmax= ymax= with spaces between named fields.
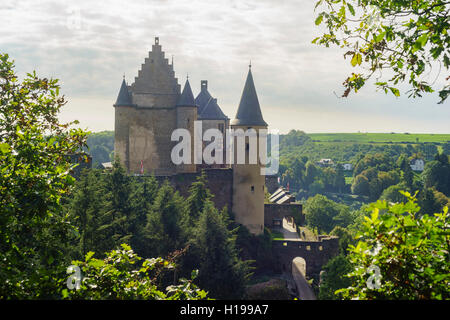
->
xmin=231 ymin=68 xmax=267 ymax=127
xmin=114 ymin=78 xmax=133 ymax=107
xmin=176 ymin=78 xmax=197 ymax=107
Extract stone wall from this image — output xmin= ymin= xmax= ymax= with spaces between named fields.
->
xmin=115 ymin=106 xmax=177 ymax=175
xmin=264 ymin=203 xmax=304 ymax=227
xmin=155 ymin=168 xmax=233 ymax=212
xmin=272 ymin=237 xmax=339 ymax=276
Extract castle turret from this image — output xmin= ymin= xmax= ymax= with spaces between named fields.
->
xmin=231 ymin=65 xmax=267 ymax=235
xmin=176 ymin=77 xmax=197 ymax=173
xmin=114 ymin=77 xmax=134 ymax=170
xmin=114 ymin=78 xmax=134 ymax=107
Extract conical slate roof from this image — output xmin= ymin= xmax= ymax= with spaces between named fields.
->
xmin=199 ymin=98 xmax=229 ymax=120
xmin=114 ymin=78 xmax=133 ymax=107
xmin=231 ymin=68 xmax=267 ymax=127
xmin=176 ymin=78 xmax=197 ymax=107
xmin=195 ymin=80 xmax=212 ymax=114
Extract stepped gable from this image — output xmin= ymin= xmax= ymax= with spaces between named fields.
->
xmin=130 ymin=37 xmax=181 ymax=98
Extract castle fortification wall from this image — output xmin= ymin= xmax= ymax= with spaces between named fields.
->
xmin=155 ymin=168 xmax=233 ymax=212
xmin=264 ymin=203 xmax=304 ymax=227
xmin=272 ymin=237 xmax=339 ymax=276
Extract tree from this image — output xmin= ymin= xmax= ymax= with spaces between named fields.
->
xmin=185 ymin=170 xmax=212 ymax=223
xmin=418 ymin=187 xmax=450 ymax=214
xmin=318 ymin=254 xmax=352 ymax=300
xmin=397 ymin=155 xmax=414 ymax=189
xmin=129 ymin=175 xmax=159 ymax=256
xmin=0 ymin=53 xmax=88 ymax=298
xmin=305 ymin=161 xmax=319 ymax=189
xmin=338 ymin=193 xmax=450 ymax=299
xmin=352 ymin=174 xmax=370 ymax=196
xmin=97 ymin=160 xmax=136 ymax=253
xmin=69 ymin=169 xmax=105 ymax=258
xmin=422 ymin=153 xmax=450 ymax=196
xmin=184 ymin=201 xmax=250 ymax=299
xmin=143 ymin=180 xmax=188 ymax=257
xmin=379 ymin=182 xmax=410 ymax=203
xmin=304 ymin=194 xmax=352 ymax=233
xmin=330 ymin=226 xmax=356 ymax=255
xmin=334 ymin=164 xmax=346 ymax=193
xmin=63 ymin=244 xmax=208 ymax=300
xmin=313 ymin=0 xmax=450 ymax=103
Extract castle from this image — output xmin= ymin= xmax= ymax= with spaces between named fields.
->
xmin=113 ymin=37 xmax=267 ymax=235
xmin=113 ymin=38 xmax=339 ymax=283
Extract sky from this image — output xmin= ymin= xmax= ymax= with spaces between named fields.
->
xmin=1 ymin=0 xmax=449 ymax=134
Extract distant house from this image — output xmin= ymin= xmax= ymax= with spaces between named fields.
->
xmin=317 ymin=159 xmax=334 ymax=167
xmin=410 ymin=159 xmax=425 ymax=171
xmin=343 ymin=163 xmax=353 ymax=171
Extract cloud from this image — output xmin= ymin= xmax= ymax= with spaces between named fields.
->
xmin=0 ymin=0 xmax=448 ymax=133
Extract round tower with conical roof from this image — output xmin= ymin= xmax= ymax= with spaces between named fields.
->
xmin=114 ymin=77 xmax=135 ymax=170
xmin=230 ymin=66 xmax=268 ymax=235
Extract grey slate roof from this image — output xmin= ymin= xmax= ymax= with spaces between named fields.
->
xmin=176 ymin=79 xmax=197 ymax=107
xmin=199 ymin=98 xmax=229 ymax=120
xmin=114 ymin=78 xmax=133 ymax=107
xmin=195 ymin=81 xmax=212 ymax=114
xmin=230 ymin=69 xmax=267 ymax=127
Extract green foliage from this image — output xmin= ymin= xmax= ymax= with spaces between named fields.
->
xmin=314 ymin=0 xmax=450 ymax=103
xmin=63 ymin=244 xmax=208 ymax=300
xmin=66 ymin=163 xmax=250 ymax=300
xmin=379 ymin=183 xmax=410 ymax=203
xmin=144 ymin=180 xmax=188 ymax=256
xmin=422 ymin=153 xmax=450 ymax=196
xmin=338 ymin=193 xmax=450 ymax=299
xmin=185 ymin=170 xmax=212 ymax=223
xmin=330 ymin=226 xmax=356 ymax=255
xmin=351 ymin=174 xmax=370 ymax=196
xmin=318 ymin=254 xmax=352 ymax=300
xmin=309 ymin=133 xmax=450 ymax=144
xmin=184 ymin=201 xmax=251 ymax=299
xmin=304 ymin=194 xmax=353 ymax=233
xmin=85 ymin=131 xmax=114 ymax=165
xmin=0 ymin=53 xmax=88 ymax=298
xmin=418 ymin=187 xmax=450 ymax=215
xmin=235 ymin=226 xmax=281 ymax=275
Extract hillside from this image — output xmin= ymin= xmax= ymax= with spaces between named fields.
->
xmin=308 ymin=133 xmax=450 ymax=144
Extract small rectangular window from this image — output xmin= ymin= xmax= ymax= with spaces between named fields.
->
xmin=251 ymin=186 xmax=254 ymax=192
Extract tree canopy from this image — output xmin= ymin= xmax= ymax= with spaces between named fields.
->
xmin=314 ymin=0 xmax=450 ymax=103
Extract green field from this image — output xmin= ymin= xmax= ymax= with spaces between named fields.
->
xmin=308 ymin=133 xmax=450 ymax=144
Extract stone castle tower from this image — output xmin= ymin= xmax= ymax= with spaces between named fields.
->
xmin=113 ymin=38 xmax=267 ymax=235
xmin=231 ymin=66 xmax=268 ymax=235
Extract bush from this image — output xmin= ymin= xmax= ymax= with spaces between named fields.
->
xmin=63 ymin=244 xmax=208 ymax=300
xmin=337 ymin=192 xmax=449 ymax=300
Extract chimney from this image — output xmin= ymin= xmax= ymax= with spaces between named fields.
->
xmin=201 ymin=80 xmax=208 ymax=91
